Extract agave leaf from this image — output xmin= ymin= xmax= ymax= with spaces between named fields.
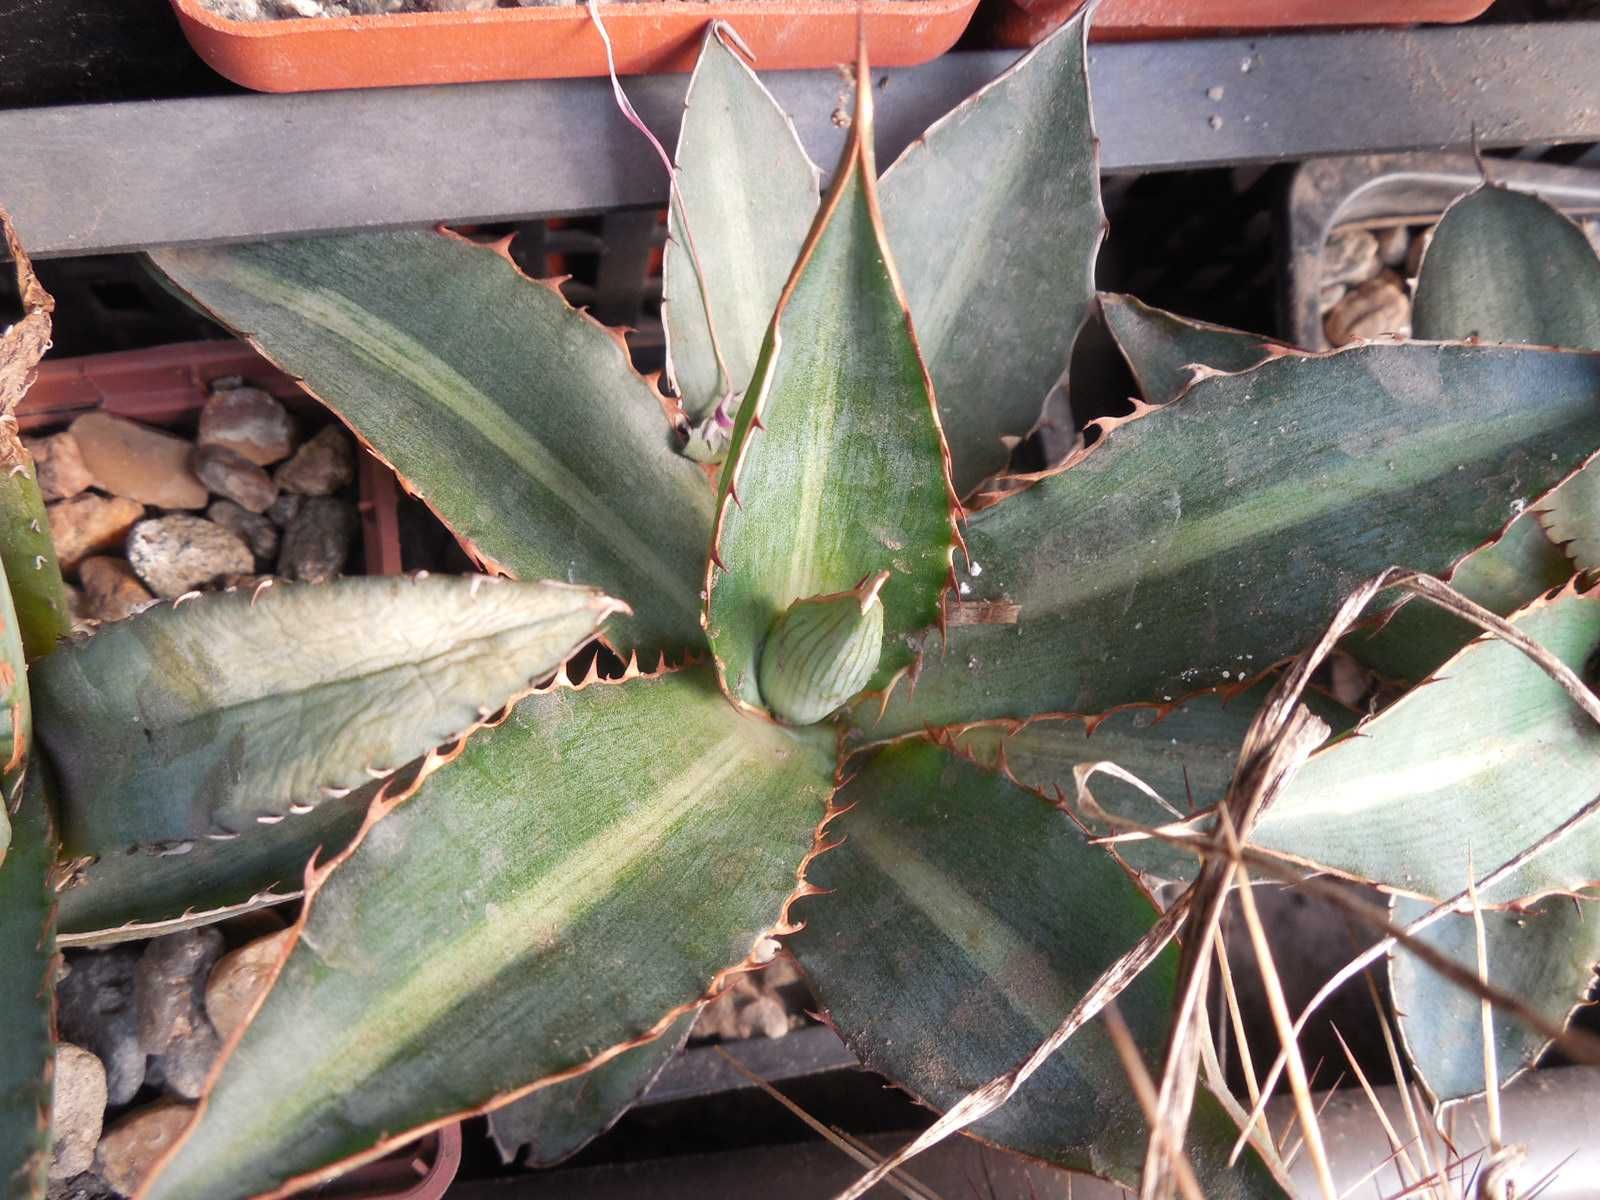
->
xmin=34 ymin=575 xmax=621 ymax=857
xmin=1094 ymin=288 xmax=1574 ymax=684
xmin=1100 ymin=294 xmax=1288 ymax=408
xmin=147 ymin=232 xmax=712 ymax=656
xmin=704 ymin=53 xmax=958 ymax=715
xmin=56 ymin=785 xmax=369 ymax=945
xmin=1096 ymin=289 xmax=1574 ymax=685
xmin=0 ymin=766 xmax=56 ymax=1200
xmin=1342 ymin=511 xmax=1571 ymax=683
xmin=0 ymin=209 xmax=71 ymax=662
xmin=662 ymin=25 xmax=819 ymax=424
xmin=1411 ymin=184 xmax=1600 ymax=349
xmin=1391 ymin=894 xmax=1600 ymax=1108
xmin=1410 ymin=183 xmax=1600 ymax=574
xmin=859 ymin=342 xmax=1600 ymax=737
xmin=945 ymin=683 xmax=1356 ymax=891
xmin=140 ymin=664 xmax=835 ymax=1200
xmin=487 ymin=1009 xmax=696 ymax=1168
xmin=1256 ymin=585 xmax=1600 ymax=904
xmin=1097 ymin=288 xmax=1573 ymax=686
xmin=881 ymin=12 xmax=1102 ymax=496
xmin=1541 ymin=467 xmax=1600 ymax=574
xmin=787 ymin=740 xmax=1287 ymax=1197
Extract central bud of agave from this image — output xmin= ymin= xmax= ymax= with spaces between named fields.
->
xmin=758 ymin=572 xmax=889 ymax=725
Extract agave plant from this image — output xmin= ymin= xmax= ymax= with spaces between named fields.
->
xmin=5 ymin=10 xmax=1600 ymax=1200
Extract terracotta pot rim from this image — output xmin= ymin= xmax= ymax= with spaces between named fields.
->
xmin=168 ymin=0 xmax=980 ymax=89
xmin=991 ymin=0 xmax=1496 ymax=47
xmin=175 ymin=0 xmax=971 ymax=36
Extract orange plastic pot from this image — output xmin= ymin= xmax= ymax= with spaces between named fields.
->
xmin=21 ymin=340 xmax=403 ymax=576
xmin=991 ymin=0 xmax=1495 ymax=47
xmin=315 ymin=1122 xmax=463 ymax=1200
xmin=169 ymin=0 xmax=980 ymax=91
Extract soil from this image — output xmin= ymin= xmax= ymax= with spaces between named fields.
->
xmin=202 ymin=0 xmax=582 ymax=18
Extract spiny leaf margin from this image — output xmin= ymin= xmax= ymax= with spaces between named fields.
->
xmin=661 ymin=23 xmax=821 ymax=425
xmin=702 ymin=42 xmax=961 ymax=718
xmin=880 ymin=10 xmax=1105 ymax=496
xmin=853 ymin=340 xmax=1600 ymax=738
xmin=34 ymin=573 xmax=625 ymax=856
xmin=1391 ymin=893 xmax=1600 ymax=1108
xmin=1257 ymin=581 xmax=1600 ymax=905
xmin=146 ymin=229 xmax=712 ymax=658
xmin=1099 ymin=293 xmax=1290 ymax=408
xmin=137 ymin=658 xmax=838 ymax=1200
xmin=787 ymin=738 xmax=1288 ymax=1198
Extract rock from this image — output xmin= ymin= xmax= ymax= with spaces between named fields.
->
xmin=78 ymin=558 xmax=155 ymax=624
xmin=47 ymin=496 xmax=145 ymax=574
xmin=136 ymin=929 xmax=225 ymax=1101
xmin=46 ymin=1173 xmax=117 ymax=1200
xmin=1374 ymin=223 xmax=1410 ymax=268
xmin=204 ymin=929 xmax=293 ymax=1041
xmin=56 ymin=949 xmax=144 ymax=1106
xmin=207 ymin=500 xmax=279 ymax=563
xmin=1320 ymin=229 xmax=1381 ymax=288
xmin=94 ymin=1102 xmax=193 ymax=1198
xmin=24 ymin=432 xmax=95 ymax=502
xmin=68 ymin=414 xmax=208 ymax=510
xmin=205 ymin=0 xmax=266 ymax=16
xmin=64 ymin=584 xmax=88 ymax=627
xmin=278 ymin=497 xmax=357 ymax=583
xmin=49 ymin=1045 xmax=108 ymax=1181
xmin=136 ymin=931 xmax=225 ymax=1056
xmin=273 ymin=426 xmax=354 ymax=496
xmin=125 ymin=516 xmax=253 ymax=598
xmin=193 ymin=444 xmax=278 ymax=514
xmin=1328 ymin=651 xmax=1376 ymax=710
xmin=197 ymin=385 xmax=296 ymax=466
xmin=1324 ymin=272 xmax=1411 ymax=346
xmin=691 ymin=971 xmax=796 ymax=1041
xmin=266 ymin=492 xmax=303 ymax=528
xmin=276 ymin=0 xmax=331 ymax=13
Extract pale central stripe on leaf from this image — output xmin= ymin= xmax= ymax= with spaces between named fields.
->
xmin=277 ymin=727 xmax=758 ymax=1128
xmin=1287 ymin=735 xmax=1534 ymax=820
xmin=229 ymin=262 xmax=698 ymax=615
xmin=1012 ymin=406 xmax=1568 ymax=613
xmin=772 ymin=179 xmax=854 ymax=610
xmin=780 ymin=339 xmax=838 ymax=610
xmin=894 ymin=127 xmax=1033 ymax=360
xmin=851 ymin=820 xmax=1066 ymax=1038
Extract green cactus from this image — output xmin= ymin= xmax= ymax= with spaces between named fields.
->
xmin=4 ymin=11 xmax=1600 ymax=1200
